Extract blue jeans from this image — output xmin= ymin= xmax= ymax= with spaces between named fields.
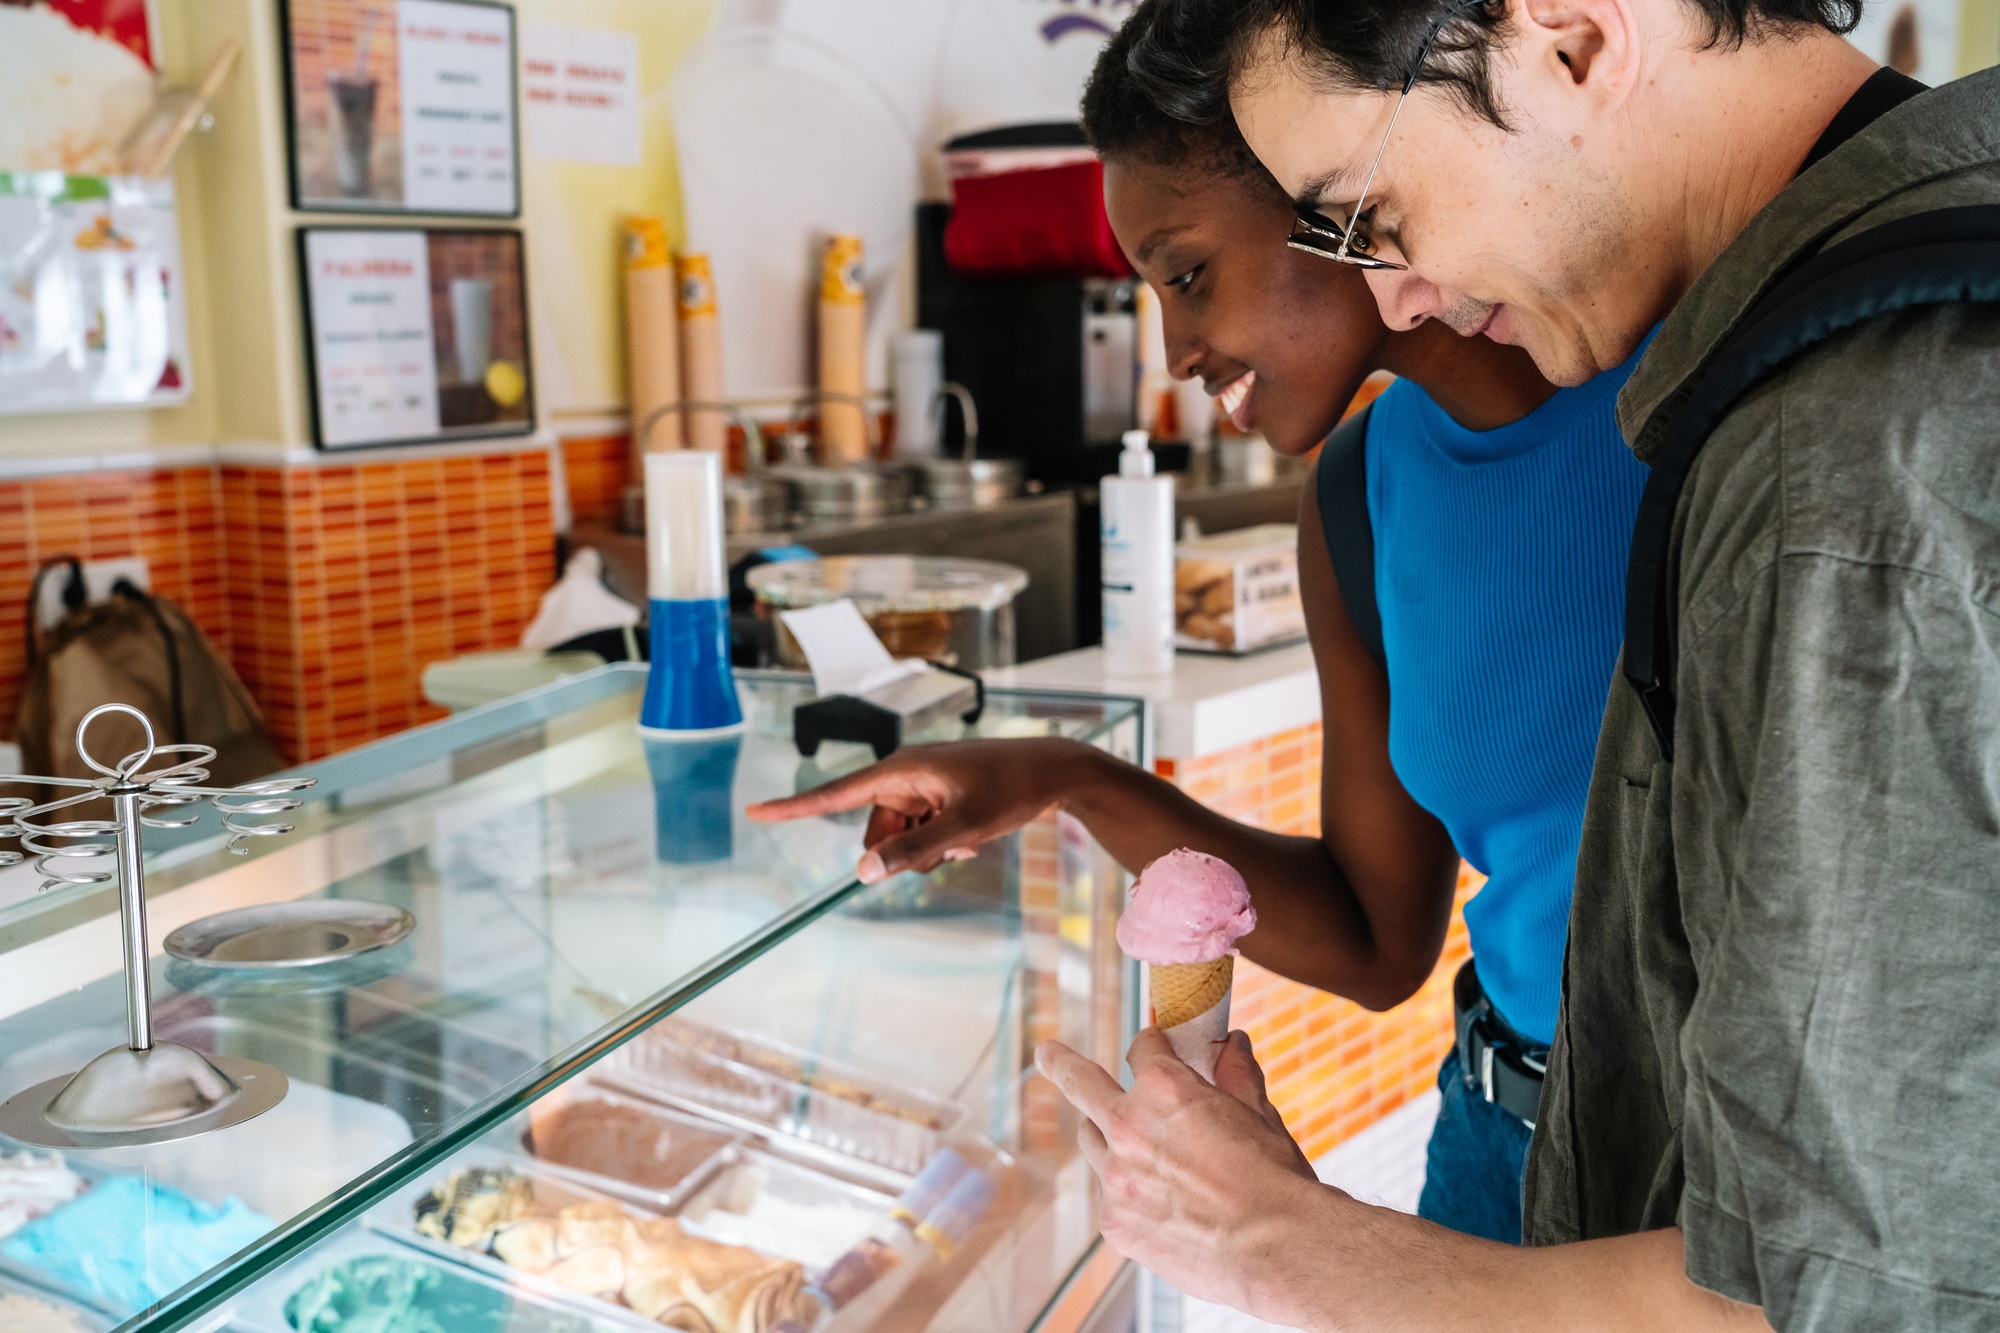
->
xmin=1415 ymin=1050 xmax=1535 ymax=1244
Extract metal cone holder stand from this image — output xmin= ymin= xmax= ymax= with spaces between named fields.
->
xmin=0 ymin=704 xmax=313 ymax=1148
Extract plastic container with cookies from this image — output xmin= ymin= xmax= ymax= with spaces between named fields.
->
xmin=1173 ymin=524 xmax=1306 ymax=654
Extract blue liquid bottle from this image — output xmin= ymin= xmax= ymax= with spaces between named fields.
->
xmin=638 ymin=450 xmax=743 ymax=736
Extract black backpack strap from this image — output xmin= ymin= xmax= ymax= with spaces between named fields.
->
xmin=1626 ymin=205 xmax=2000 ymax=761
xmin=1315 ymin=404 xmax=1384 ymax=671
xmin=23 ymin=556 xmax=84 ymax=670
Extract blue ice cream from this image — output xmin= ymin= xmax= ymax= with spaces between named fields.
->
xmin=2 ymin=1174 xmax=272 ymax=1315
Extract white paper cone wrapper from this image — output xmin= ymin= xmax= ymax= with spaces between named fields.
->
xmin=1162 ymin=992 xmax=1231 ymax=1082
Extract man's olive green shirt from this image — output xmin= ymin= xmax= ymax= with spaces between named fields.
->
xmin=1523 ymin=68 xmax=2000 ymax=1330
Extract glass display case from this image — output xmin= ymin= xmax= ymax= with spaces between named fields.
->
xmin=0 ymin=667 xmax=1143 ymax=1333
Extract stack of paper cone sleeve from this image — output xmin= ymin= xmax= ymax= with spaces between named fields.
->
xmin=677 ymin=253 xmax=727 ymax=455
xmin=817 ymin=234 xmax=869 ymax=464
xmin=624 ymin=217 xmax=682 ymax=478
xmin=1149 ymin=955 xmax=1234 ymax=1081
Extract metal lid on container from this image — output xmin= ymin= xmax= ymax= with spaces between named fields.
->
xmin=746 ymin=555 xmax=1027 ymax=613
xmin=768 ymin=462 xmax=911 ymax=522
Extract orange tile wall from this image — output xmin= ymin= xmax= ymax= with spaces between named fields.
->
xmin=2 ymin=448 xmax=555 ymax=766
xmin=222 ymin=449 xmax=554 ymax=761
xmin=0 ymin=469 xmax=231 ymax=738
xmin=561 ymin=433 xmax=630 ymax=528
xmin=1157 ymin=721 xmax=1478 ymax=1163
xmin=1018 ymin=809 xmax=1065 ymax=1153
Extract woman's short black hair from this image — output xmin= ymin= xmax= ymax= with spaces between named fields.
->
xmin=1080 ymin=0 xmax=1283 ymax=197
xmin=1127 ymin=0 xmax=1862 ymax=132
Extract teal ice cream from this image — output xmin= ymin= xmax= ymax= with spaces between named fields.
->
xmin=285 ymin=1256 xmax=593 ymax=1333
xmin=2 ymin=1175 xmax=271 ymax=1314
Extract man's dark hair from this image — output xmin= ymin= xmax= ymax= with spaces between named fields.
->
xmin=1128 ymin=0 xmax=1862 ymax=133
xmin=1080 ymin=0 xmax=1282 ymax=196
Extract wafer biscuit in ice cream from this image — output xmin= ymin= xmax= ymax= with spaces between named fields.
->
xmin=1116 ymin=849 xmax=1256 ymax=1080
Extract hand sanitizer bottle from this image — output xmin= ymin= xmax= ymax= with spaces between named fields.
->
xmin=1100 ymin=429 xmax=1175 ymax=676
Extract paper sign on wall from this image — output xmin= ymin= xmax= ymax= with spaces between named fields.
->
xmin=302 ymin=229 xmax=440 ymax=446
xmin=398 ymin=0 xmax=517 ymax=212
xmin=521 ymin=22 xmax=641 ymax=166
xmin=299 ymin=226 xmax=535 ymax=449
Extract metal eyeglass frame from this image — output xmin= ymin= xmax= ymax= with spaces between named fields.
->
xmin=1286 ymin=0 xmax=1491 ymax=271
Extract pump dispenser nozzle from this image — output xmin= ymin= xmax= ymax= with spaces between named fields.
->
xmin=1119 ymin=429 xmax=1155 ymax=477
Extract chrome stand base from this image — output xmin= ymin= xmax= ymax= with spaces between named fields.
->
xmin=0 ymin=1043 xmax=288 ymax=1149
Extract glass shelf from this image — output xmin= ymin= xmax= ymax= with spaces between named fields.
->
xmin=0 ymin=667 xmax=1142 ymax=1333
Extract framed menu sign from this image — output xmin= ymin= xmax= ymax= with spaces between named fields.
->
xmin=282 ymin=0 xmax=520 ymax=216
xmin=299 ymin=227 xmax=534 ymax=449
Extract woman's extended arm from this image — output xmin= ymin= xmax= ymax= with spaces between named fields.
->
xmin=747 ymin=473 xmax=1460 ymax=1008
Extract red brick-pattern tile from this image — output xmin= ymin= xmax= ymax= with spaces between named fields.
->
xmin=1157 ymin=722 xmax=1479 ymax=1163
xmin=274 ymin=448 xmax=554 ymax=760
xmin=5 ymin=449 xmax=554 ymax=765
xmin=0 ymin=469 xmax=230 ymax=739
xmin=1018 ymin=809 xmax=1066 ymax=1153
xmin=218 ymin=463 xmax=303 ymax=759
xmin=560 ymin=433 xmax=631 ymax=527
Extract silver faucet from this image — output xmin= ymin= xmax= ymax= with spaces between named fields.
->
xmin=636 ymin=399 xmax=769 ymax=472
xmin=784 ymin=390 xmax=883 ymax=462
xmin=928 ymin=381 xmax=980 ymax=460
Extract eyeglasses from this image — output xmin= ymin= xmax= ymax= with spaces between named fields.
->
xmin=1285 ymin=0 xmax=1489 ymax=271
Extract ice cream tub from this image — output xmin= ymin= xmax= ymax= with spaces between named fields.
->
xmin=369 ymin=1154 xmax=823 ymax=1333
xmin=0 ymin=1168 xmax=274 ymax=1321
xmin=222 ymin=1226 xmax=627 ymax=1333
xmin=519 ymin=1082 xmax=746 ymax=1214
xmin=0 ymin=1147 xmax=97 ymax=1319
xmin=674 ymin=1148 xmax=895 ymax=1278
xmin=0 ymin=1268 xmax=114 ymax=1333
xmin=599 ymin=1018 xmax=963 ymax=1182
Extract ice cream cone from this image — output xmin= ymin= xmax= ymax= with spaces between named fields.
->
xmin=1149 ymin=956 xmax=1234 ymax=1028
xmin=1119 ymin=849 xmax=1254 ymax=1083
xmin=1160 ymin=991 xmax=1231 ymax=1082
xmin=1150 ymin=956 xmax=1234 ymax=1082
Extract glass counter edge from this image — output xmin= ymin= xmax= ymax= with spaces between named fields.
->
xmin=2 ymin=665 xmax=1146 ymax=939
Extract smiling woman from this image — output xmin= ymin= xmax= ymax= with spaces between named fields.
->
xmin=1079 ymin=18 xmax=1546 ymax=449
xmin=753 ymin=0 xmax=1655 ymax=1259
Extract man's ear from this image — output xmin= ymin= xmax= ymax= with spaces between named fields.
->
xmin=1513 ymin=0 xmax=1640 ymax=107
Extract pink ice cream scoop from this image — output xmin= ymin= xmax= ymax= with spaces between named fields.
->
xmin=1115 ymin=848 xmax=1257 ymax=965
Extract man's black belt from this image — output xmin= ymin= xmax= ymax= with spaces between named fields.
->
xmin=1452 ymin=962 xmax=1548 ymax=1129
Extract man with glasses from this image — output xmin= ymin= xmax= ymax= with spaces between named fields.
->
xmin=1028 ymin=0 xmax=2000 ymax=1329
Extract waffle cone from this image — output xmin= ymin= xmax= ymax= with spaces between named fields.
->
xmin=1149 ymin=956 xmax=1234 ymax=1029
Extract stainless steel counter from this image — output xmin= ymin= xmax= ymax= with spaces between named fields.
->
xmin=579 ymin=470 xmax=1307 ymax=664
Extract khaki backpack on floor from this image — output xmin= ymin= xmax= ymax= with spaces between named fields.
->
xmin=14 ymin=557 xmax=284 ymax=787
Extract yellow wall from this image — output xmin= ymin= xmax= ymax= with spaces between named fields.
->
xmin=1964 ymin=0 xmax=2000 ymax=74
xmin=0 ymin=0 xmax=711 ymax=465
xmin=517 ymin=0 xmax=711 ymax=426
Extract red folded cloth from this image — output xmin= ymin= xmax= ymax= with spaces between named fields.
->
xmin=944 ymin=160 xmax=1134 ymax=281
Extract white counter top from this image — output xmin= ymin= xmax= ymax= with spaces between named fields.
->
xmin=986 ymin=642 xmax=1321 ymax=761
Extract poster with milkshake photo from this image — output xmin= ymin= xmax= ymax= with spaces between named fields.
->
xmin=300 ymin=227 xmax=533 ymax=449
xmin=283 ymin=0 xmax=520 ymax=216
